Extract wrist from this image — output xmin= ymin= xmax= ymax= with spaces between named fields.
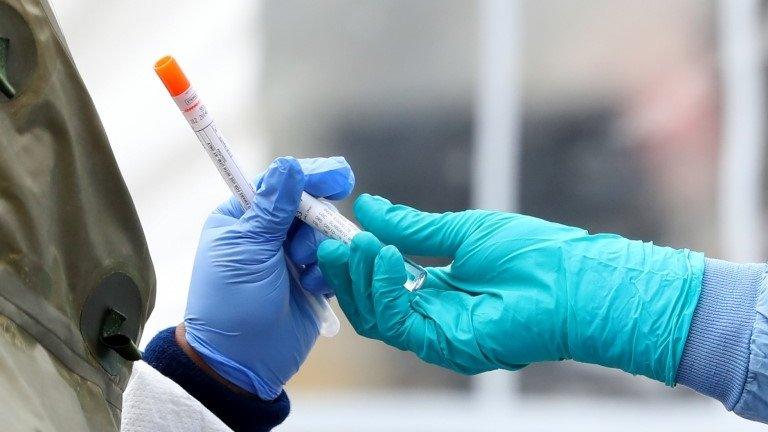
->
xmin=143 ymin=327 xmax=291 ymax=431
xmin=175 ymin=323 xmax=252 ymax=395
xmin=675 ymin=258 xmax=766 ymax=408
xmin=566 ymin=242 xmax=705 ymax=384
xmin=183 ymin=320 xmax=285 ymax=399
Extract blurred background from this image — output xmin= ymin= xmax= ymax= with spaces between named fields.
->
xmin=50 ymin=0 xmax=767 ymax=430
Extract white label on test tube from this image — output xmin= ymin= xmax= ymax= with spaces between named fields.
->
xmin=173 ymin=88 xmax=256 ymax=209
xmin=298 ymin=196 xmax=362 ymax=244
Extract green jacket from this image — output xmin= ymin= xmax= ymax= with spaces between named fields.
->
xmin=0 ymin=0 xmax=155 ymax=429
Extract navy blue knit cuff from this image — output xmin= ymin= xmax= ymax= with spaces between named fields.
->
xmin=675 ymin=258 xmax=766 ymax=409
xmin=142 ymin=327 xmax=290 ymax=432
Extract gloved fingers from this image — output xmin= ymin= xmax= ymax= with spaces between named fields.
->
xmin=347 ymin=232 xmax=384 ymax=338
xmin=353 ymin=194 xmax=478 ymax=257
xmin=239 ymin=157 xmax=306 ymax=241
xmin=368 ymin=271 xmax=464 ymax=372
xmin=287 ymin=223 xmax=328 ymax=266
xmin=203 ymin=213 xmax=239 ymax=230
xmin=408 ymin=290 xmax=495 ymax=374
xmin=371 ymin=246 xmax=418 ymax=348
xmin=418 ymin=266 xmax=467 ymax=293
xmin=214 ymin=156 xmax=353 ymax=219
xmin=299 ymin=156 xmax=355 ymax=200
xmin=317 ymin=240 xmax=364 ymax=329
xmin=299 ymin=263 xmax=334 ymax=297
xmin=215 ymin=194 xmax=250 ymax=219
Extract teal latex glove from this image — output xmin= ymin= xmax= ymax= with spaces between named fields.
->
xmin=317 ymin=194 xmax=705 ymax=384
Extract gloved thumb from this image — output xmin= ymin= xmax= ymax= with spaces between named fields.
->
xmin=240 ymin=157 xmax=305 ymax=242
xmin=370 ymin=245 xmax=418 ymax=349
xmin=354 ymin=194 xmax=476 ymax=257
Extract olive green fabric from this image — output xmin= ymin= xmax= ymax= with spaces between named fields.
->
xmin=0 ymin=315 xmax=119 ymax=431
xmin=0 ymin=0 xmax=156 ymax=430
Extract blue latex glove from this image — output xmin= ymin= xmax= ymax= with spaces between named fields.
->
xmin=317 ymin=194 xmax=705 ymax=384
xmin=184 ymin=156 xmax=354 ymax=399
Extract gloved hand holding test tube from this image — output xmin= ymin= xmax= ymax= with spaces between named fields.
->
xmin=154 ymin=55 xmax=426 ymax=338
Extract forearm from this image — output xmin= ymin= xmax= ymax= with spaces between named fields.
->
xmin=675 ymin=258 xmax=768 ymax=422
xmin=142 ymin=327 xmax=290 ymax=432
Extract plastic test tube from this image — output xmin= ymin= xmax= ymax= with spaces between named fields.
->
xmin=154 ymin=56 xmax=426 ymax=337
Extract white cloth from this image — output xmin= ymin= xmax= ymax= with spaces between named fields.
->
xmin=121 ymin=361 xmax=232 ymax=432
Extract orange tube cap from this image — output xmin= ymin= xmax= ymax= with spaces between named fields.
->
xmin=154 ymin=55 xmax=190 ymax=97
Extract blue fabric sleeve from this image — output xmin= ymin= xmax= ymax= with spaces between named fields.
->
xmin=142 ymin=327 xmax=290 ymax=432
xmin=675 ymin=258 xmax=768 ymax=423
xmin=734 ymin=264 xmax=768 ymax=421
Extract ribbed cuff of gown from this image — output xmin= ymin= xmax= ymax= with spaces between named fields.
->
xmin=675 ymin=258 xmax=766 ymax=410
xmin=142 ymin=327 xmax=290 ymax=432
